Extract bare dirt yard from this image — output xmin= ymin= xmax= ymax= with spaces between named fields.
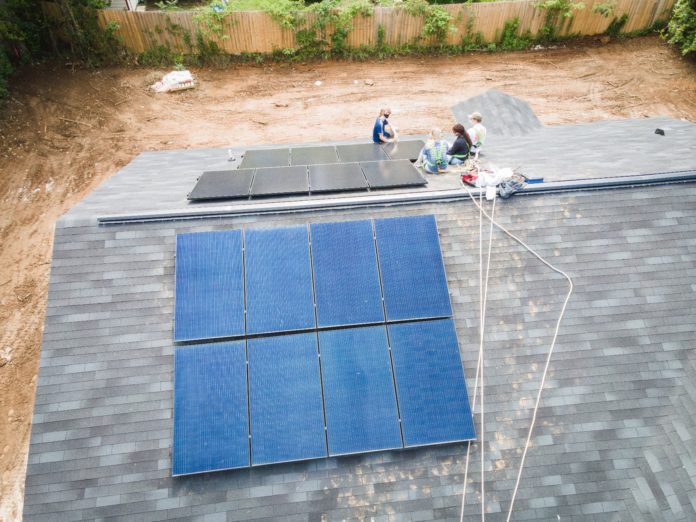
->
xmin=1 ymin=35 xmax=695 ymax=521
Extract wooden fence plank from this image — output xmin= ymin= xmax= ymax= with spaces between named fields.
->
xmin=41 ymin=0 xmax=675 ymax=56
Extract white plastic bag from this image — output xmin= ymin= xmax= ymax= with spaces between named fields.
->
xmin=151 ymin=70 xmax=196 ymax=93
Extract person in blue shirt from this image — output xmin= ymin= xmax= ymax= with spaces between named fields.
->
xmin=372 ymin=108 xmax=397 ymax=143
xmin=415 ymin=128 xmax=449 ymax=174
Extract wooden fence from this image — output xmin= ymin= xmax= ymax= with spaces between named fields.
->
xmin=42 ymin=0 xmax=676 ymax=55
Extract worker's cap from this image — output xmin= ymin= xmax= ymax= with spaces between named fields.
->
xmin=468 ymin=111 xmax=483 ymax=122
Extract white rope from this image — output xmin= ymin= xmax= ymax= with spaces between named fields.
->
xmin=462 ymin=188 xmax=574 ymax=522
xmin=460 ymin=190 xmax=496 ymax=522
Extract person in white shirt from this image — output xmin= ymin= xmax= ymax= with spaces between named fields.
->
xmin=467 ymin=111 xmax=487 ymax=154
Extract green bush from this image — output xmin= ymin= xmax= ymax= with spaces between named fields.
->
xmin=664 ymin=0 xmax=696 ymax=56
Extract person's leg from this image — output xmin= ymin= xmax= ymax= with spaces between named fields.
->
xmin=449 ymin=157 xmax=465 ymax=165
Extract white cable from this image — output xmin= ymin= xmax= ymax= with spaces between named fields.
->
xmin=462 ymin=188 xmax=573 ymax=522
xmin=460 ymin=190 xmax=495 ymax=522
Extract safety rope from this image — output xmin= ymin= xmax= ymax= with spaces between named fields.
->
xmin=460 ymin=187 xmax=573 ymax=521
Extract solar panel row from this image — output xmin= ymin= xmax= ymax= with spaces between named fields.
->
xmin=174 ymin=215 xmax=452 ymax=341
xmin=188 ymin=159 xmax=426 ymax=201
xmin=238 ymin=141 xmax=424 ymax=169
xmin=173 ymin=319 xmax=475 ymax=475
xmin=172 ymin=215 xmax=474 ymax=476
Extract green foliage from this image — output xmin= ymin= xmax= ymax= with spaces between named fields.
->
xmin=500 ymin=17 xmax=532 ymax=50
xmin=422 ymin=5 xmax=456 ymax=43
xmin=377 ymin=24 xmax=386 ymax=49
xmin=664 ymin=0 xmax=696 ymax=56
xmin=155 ymin=0 xmax=181 ymax=11
xmin=592 ymin=1 xmax=615 ymax=18
xmin=534 ymin=0 xmax=585 ymax=42
xmin=605 ymin=13 xmax=628 ymax=36
xmin=460 ymin=15 xmax=484 ymax=51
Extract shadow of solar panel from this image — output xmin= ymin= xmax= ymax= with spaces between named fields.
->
xmin=310 ymin=220 xmax=383 ymax=327
xmin=250 ymin=166 xmax=308 ymax=197
xmin=337 ymin=143 xmax=389 ymax=163
xmin=174 ymin=230 xmax=244 ymax=342
xmin=319 ymin=326 xmax=402 ymax=455
xmin=173 ymin=342 xmax=250 ymax=475
xmin=361 ymin=160 xmax=427 ymax=189
xmin=248 ymin=333 xmax=327 ymax=466
xmin=382 ymin=140 xmax=425 ymax=161
xmin=239 ymin=148 xmax=290 ymax=169
xmin=245 ymin=226 xmax=315 ymax=334
xmin=291 ymin=146 xmax=338 ymax=166
xmin=388 ymin=320 xmax=475 ymax=447
xmin=375 ymin=215 xmax=452 ymax=321
xmin=188 ymin=169 xmax=254 ymax=201
xmin=308 ymin=163 xmax=368 ymax=193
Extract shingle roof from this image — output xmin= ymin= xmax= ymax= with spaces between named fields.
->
xmin=23 ymin=98 xmax=696 ymax=520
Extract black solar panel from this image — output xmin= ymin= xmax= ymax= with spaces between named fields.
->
xmin=250 ymin=166 xmax=309 ymax=196
xmin=337 ymin=144 xmax=389 ymax=163
xmin=361 ymin=160 xmax=427 ymax=189
xmin=309 ymin=163 xmax=368 ymax=193
xmin=188 ymin=169 xmax=254 ymax=201
xmin=382 ymin=140 xmax=425 ymax=161
xmin=240 ymin=149 xmax=290 ymax=169
xmin=291 ymin=146 xmax=338 ymax=166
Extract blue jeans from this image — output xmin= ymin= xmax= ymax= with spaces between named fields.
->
xmin=448 ymin=156 xmax=466 ymax=165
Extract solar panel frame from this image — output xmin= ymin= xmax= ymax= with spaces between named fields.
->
xmin=319 ymin=326 xmax=403 ymax=456
xmin=361 ymin=160 xmax=427 ymax=189
xmin=187 ymin=169 xmax=255 ymax=201
xmin=388 ymin=319 xmax=476 ymax=447
xmin=172 ymin=342 xmax=250 ymax=476
xmin=308 ymin=163 xmax=369 ymax=193
xmin=381 ymin=140 xmax=425 ymax=161
xmin=291 ymin=146 xmax=339 ymax=166
xmin=337 ymin=143 xmax=389 ymax=163
xmin=240 ymin=148 xmax=290 ymax=169
xmin=374 ymin=215 xmax=453 ymax=322
xmin=248 ymin=333 xmax=327 ymax=466
xmin=310 ymin=219 xmax=384 ymax=327
xmin=244 ymin=225 xmax=316 ymax=335
xmin=249 ymin=166 xmax=309 ymax=197
xmin=174 ymin=230 xmax=245 ymax=342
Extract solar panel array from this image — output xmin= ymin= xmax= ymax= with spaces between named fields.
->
xmin=172 ymin=215 xmax=475 ymax=476
xmin=189 ymin=141 xmax=426 ymax=201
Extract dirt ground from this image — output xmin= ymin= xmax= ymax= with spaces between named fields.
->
xmin=0 ymin=35 xmax=694 ymax=521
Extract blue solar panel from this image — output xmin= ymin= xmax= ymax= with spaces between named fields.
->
xmin=173 ymin=342 xmax=250 ymax=475
xmin=310 ymin=220 xmax=384 ymax=327
xmin=248 ymin=333 xmax=327 ymax=465
xmin=319 ymin=326 xmax=403 ymax=455
xmin=174 ymin=231 xmax=244 ymax=342
xmin=375 ymin=215 xmax=452 ymax=321
xmin=388 ymin=320 xmax=475 ymax=447
xmin=245 ymin=226 xmax=316 ymax=335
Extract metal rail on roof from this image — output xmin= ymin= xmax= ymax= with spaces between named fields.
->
xmin=97 ymin=170 xmax=696 ymax=225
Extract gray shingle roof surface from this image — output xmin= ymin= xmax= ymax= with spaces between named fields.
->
xmin=25 ymin=179 xmax=696 ymax=521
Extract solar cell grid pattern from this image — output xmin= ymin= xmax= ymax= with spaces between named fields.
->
xmin=310 ymin=220 xmax=384 ymax=327
xmin=375 ymin=214 xmax=453 ymax=321
xmin=361 ymin=159 xmax=427 ymax=189
xmin=291 ymin=146 xmax=338 ymax=166
xmin=174 ymin=230 xmax=244 ymax=341
xmin=308 ymin=163 xmax=368 ymax=193
xmin=172 ymin=215 xmax=474 ymax=473
xmin=389 ymin=320 xmax=476 ymax=447
xmin=248 ymin=334 xmax=327 ymax=465
xmin=239 ymin=148 xmax=290 ymax=169
xmin=319 ymin=326 xmax=403 ymax=456
xmin=249 ymin=165 xmax=309 ymax=196
xmin=173 ymin=342 xmax=249 ymax=475
xmin=244 ymin=226 xmax=315 ymax=335
xmin=187 ymin=169 xmax=254 ymax=201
